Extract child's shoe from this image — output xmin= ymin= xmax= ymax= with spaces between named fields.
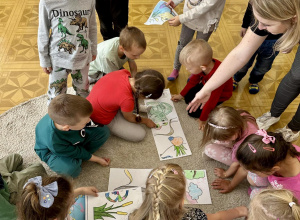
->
xmin=249 ymin=83 xmax=259 ymax=94
xmin=256 ymin=112 xmax=280 ymax=130
xmin=275 ymin=126 xmax=300 ymax=142
xmin=233 ymin=79 xmax=238 ymax=90
xmin=167 ymin=69 xmax=179 ymax=81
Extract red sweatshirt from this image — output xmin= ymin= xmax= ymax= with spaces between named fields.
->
xmin=180 ymin=59 xmax=233 ymax=121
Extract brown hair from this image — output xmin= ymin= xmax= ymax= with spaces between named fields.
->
xmin=236 ymin=132 xmax=300 ymax=172
xmin=201 ymin=106 xmax=256 ymax=147
xmin=179 ymin=39 xmax=213 ymax=66
xmin=119 ymin=26 xmax=147 ymax=50
xmin=18 ymin=176 xmax=73 ymax=220
xmin=249 ymin=189 xmax=300 ymax=220
xmin=48 ymin=94 xmax=93 ymax=126
xmin=133 ymin=69 xmax=165 ymax=122
xmin=129 ymin=164 xmax=186 ymax=220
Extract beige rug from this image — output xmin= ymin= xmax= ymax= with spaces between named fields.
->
xmin=0 ymin=89 xmax=249 ymax=216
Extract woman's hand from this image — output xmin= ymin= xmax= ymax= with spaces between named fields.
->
xmin=186 ymin=90 xmax=211 ymax=113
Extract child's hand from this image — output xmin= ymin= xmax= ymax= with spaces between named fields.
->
xmin=82 ymin=186 xmax=99 ymax=197
xmin=211 ymin=179 xmax=233 ymax=193
xmin=214 ymin=168 xmax=227 ymax=178
xmin=97 ymin=157 xmax=111 ymax=166
xmin=168 ymin=16 xmax=181 ymax=26
xmin=145 ymin=118 xmax=157 ymax=128
xmin=198 ymin=119 xmax=206 ymax=130
xmin=42 ymin=67 xmax=53 ymax=74
xmin=235 ymin=206 xmax=248 ymax=217
xmin=171 ymin=94 xmax=183 ymax=102
xmin=92 ymin=55 xmax=97 ymax=61
xmin=166 ymin=0 xmax=176 ymax=8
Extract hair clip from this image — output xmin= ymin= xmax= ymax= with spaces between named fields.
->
xmin=289 ymin=202 xmax=296 ymax=207
xmin=207 ymin=122 xmax=235 ymax=130
xmin=23 ymin=176 xmax=58 ymax=208
xmin=145 ymin=94 xmax=152 ymax=98
xmin=248 ymin=143 xmax=256 ymax=153
xmin=263 ymin=147 xmax=275 ymax=152
xmin=171 ymin=169 xmax=178 ymax=175
xmin=255 ymin=129 xmax=275 ymax=144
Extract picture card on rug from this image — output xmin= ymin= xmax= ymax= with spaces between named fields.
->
xmin=85 ymin=187 xmax=143 ymax=220
xmin=144 ymin=1 xmax=178 ymax=25
xmin=145 ymin=89 xmax=192 ymax=161
xmin=108 ymin=168 xmax=212 ymax=205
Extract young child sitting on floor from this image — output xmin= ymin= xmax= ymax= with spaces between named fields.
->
xmin=201 ymin=106 xmax=258 ymax=194
xmin=236 ymin=130 xmax=300 ymax=200
xmin=88 ymin=26 xmax=146 ymax=83
xmin=248 ymin=189 xmax=300 ymax=220
xmin=18 ymin=175 xmax=98 ymax=220
xmin=171 ymin=39 xmax=232 ymax=130
xmin=34 ymin=94 xmax=110 ymax=178
xmin=129 ymin=163 xmax=248 ymax=220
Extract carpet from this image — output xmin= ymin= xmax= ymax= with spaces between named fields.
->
xmin=0 ymin=89 xmax=249 ymax=216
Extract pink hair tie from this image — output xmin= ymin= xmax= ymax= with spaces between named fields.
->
xmin=255 ymin=129 xmax=275 ymax=144
xmin=248 ymin=143 xmax=256 ymax=153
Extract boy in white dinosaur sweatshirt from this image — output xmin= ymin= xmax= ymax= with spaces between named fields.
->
xmin=38 ymin=0 xmax=97 ymax=105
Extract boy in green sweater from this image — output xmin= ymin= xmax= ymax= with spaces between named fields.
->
xmin=34 ymin=94 xmax=110 ymax=178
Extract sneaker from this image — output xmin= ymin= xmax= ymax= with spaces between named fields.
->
xmin=275 ymin=126 xmax=300 ymax=142
xmin=249 ymin=83 xmax=259 ymax=94
xmin=233 ymin=79 xmax=238 ymax=90
xmin=139 ymin=105 xmax=152 ymax=113
xmin=256 ymin=112 xmax=280 ymax=130
xmin=167 ymin=69 xmax=179 ymax=81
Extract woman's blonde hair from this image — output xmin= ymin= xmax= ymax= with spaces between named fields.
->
xmin=249 ymin=189 xmax=300 ymax=220
xmin=201 ymin=106 xmax=256 ymax=147
xmin=252 ymin=0 xmax=300 ymax=53
xmin=129 ymin=164 xmax=186 ymax=220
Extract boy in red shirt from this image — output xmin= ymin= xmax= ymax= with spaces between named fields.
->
xmin=171 ymin=39 xmax=233 ymax=130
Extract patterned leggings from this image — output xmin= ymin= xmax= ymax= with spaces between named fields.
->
xmin=204 ymin=142 xmax=233 ymax=166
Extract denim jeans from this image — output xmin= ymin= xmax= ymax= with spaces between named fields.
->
xmin=233 ymin=39 xmax=279 ymax=84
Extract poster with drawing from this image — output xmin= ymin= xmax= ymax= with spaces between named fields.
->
xmin=144 ymin=89 xmax=192 ymax=161
xmin=108 ymin=168 xmax=212 ymax=205
xmin=184 ymin=170 xmax=212 ymax=204
xmin=144 ymin=1 xmax=178 ymax=25
xmin=85 ymin=188 xmax=143 ymax=220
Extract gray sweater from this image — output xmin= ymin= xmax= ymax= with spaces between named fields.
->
xmin=38 ymin=0 xmax=97 ymax=70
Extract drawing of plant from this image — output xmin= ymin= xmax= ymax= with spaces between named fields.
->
xmin=94 ymin=201 xmax=133 ymax=220
xmin=105 ymin=190 xmax=129 ymax=202
xmin=147 ymin=102 xmax=173 ymax=126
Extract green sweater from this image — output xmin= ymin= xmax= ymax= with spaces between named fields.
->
xmin=35 ymin=114 xmax=92 ymax=162
xmin=0 ymin=176 xmax=17 ymax=220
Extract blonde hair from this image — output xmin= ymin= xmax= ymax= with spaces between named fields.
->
xmin=129 ymin=164 xmax=186 ymax=220
xmin=201 ymin=106 xmax=256 ymax=147
xmin=252 ymin=0 xmax=300 ymax=53
xmin=249 ymin=189 xmax=300 ymax=220
xmin=119 ymin=26 xmax=147 ymax=50
xmin=179 ymin=39 xmax=213 ymax=66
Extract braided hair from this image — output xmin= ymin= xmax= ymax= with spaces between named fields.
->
xmin=133 ymin=69 xmax=165 ymax=122
xmin=129 ymin=164 xmax=186 ymax=220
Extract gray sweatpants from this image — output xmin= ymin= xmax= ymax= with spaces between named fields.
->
xmin=107 ymin=111 xmax=146 ymax=142
xmin=47 ymin=64 xmax=90 ymax=105
xmin=173 ymin=24 xmax=213 ymax=71
xmin=270 ymin=46 xmax=300 ymax=131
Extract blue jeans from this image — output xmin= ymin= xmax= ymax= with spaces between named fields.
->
xmin=233 ymin=39 xmax=279 ymax=84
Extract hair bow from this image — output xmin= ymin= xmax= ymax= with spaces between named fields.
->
xmin=255 ymin=129 xmax=275 ymax=144
xmin=23 ymin=176 xmax=58 ymax=208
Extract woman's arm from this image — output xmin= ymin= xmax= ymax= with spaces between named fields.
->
xmin=187 ymin=29 xmax=267 ymax=112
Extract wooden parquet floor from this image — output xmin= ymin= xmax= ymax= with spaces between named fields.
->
xmin=0 ymin=0 xmax=299 ymax=144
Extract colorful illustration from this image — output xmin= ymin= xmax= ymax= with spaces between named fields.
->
xmin=77 ymin=34 xmax=88 ymax=53
xmin=145 ymin=1 xmax=178 ymax=25
xmin=58 ymin=18 xmax=73 ymax=37
xmin=50 ymin=78 xmax=67 ymax=95
xmin=69 ymin=195 xmax=85 ymax=220
xmin=145 ymin=89 xmax=192 ymax=161
xmin=85 ymin=188 xmax=143 ymax=220
xmin=57 ymin=38 xmax=76 ymax=54
xmin=70 ymin=14 xmax=88 ymax=32
xmin=184 ymin=170 xmax=212 ymax=204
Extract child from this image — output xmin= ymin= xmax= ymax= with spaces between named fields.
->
xmin=236 ymin=130 xmax=300 ymax=200
xmin=88 ymin=26 xmax=146 ymax=84
xmin=38 ymin=0 xmax=97 ymax=104
xmin=129 ymin=163 xmax=248 ymax=220
xmin=87 ymin=69 xmax=165 ymax=142
xmin=171 ymin=39 xmax=233 ymax=130
xmin=233 ymin=2 xmax=280 ymax=94
xmin=202 ymin=106 xmax=258 ymax=193
xmin=18 ymin=175 xmax=98 ymax=220
xmin=0 ymin=154 xmax=47 ymax=220
xmin=166 ymin=0 xmax=226 ymax=81
xmin=34 ymin=94 xmax=110 ymax=178
xmin=248 ymin=189 xmax=300 ymax=220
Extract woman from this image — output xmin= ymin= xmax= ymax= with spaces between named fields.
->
xmin=187 ymin=0 xmax=300 ymax=142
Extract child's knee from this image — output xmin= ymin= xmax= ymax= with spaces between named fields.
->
xmin=49 ymin=159 xmax=82 ymax=178
xmin=131 ymin=128 xmax=146 ymax=142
